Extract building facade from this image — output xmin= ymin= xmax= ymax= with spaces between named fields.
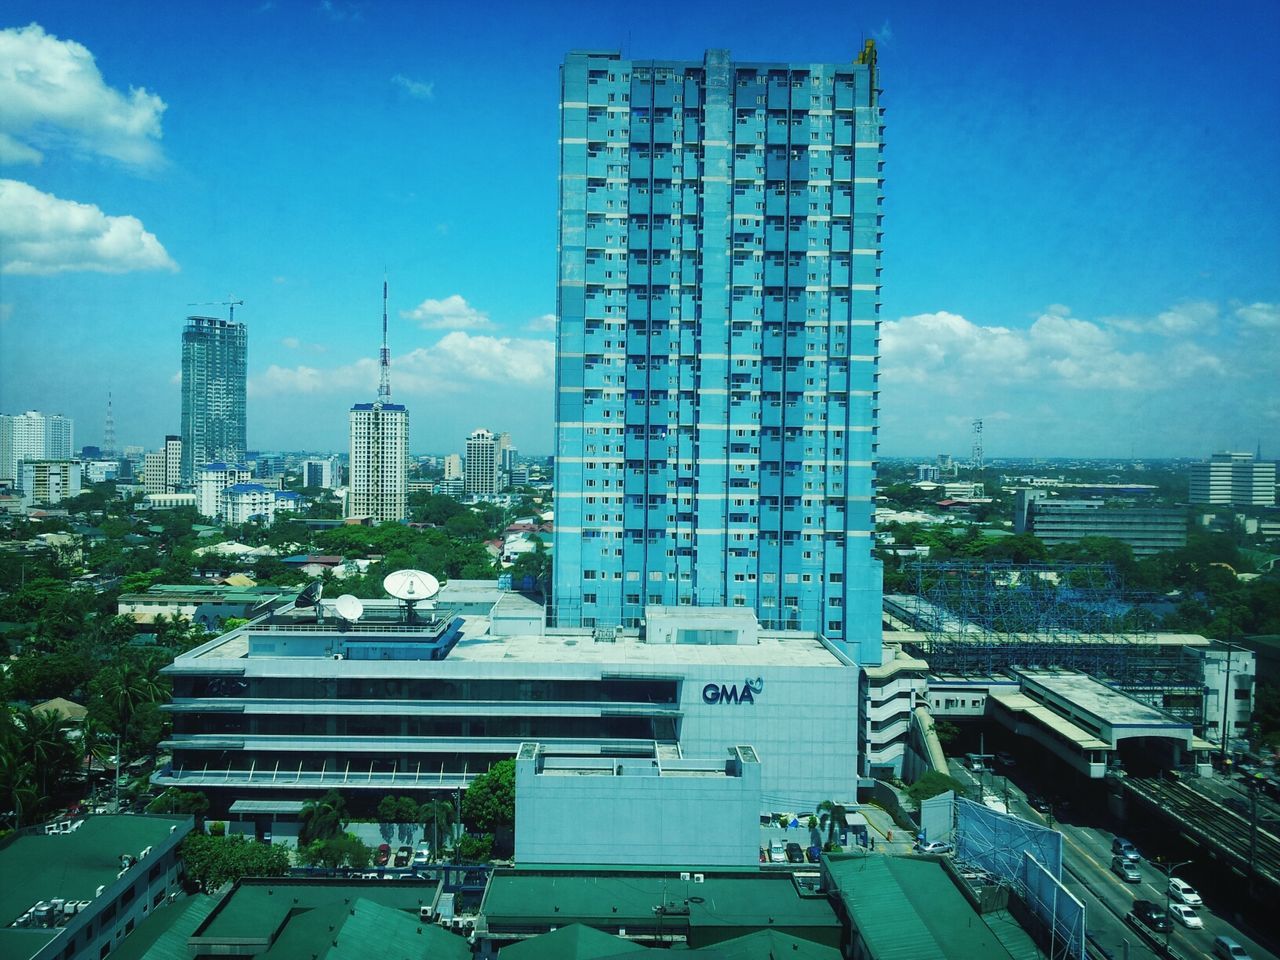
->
xmin=348 ymin=403 xmax=408 ymax=521
xmin=1189 ymin=452 xmax=1276 ymax=506
xmin=465 ymin=428 xmax=500 ymax=496
xmin=19 ymin=461 xmax=81 ymax=506
xmin=552 ymin=47 xmax=885 ymax=663
xmin=302 ymin=457 xmax=336 ymax=489
xmin=181 ymin=316 xmax=248 ymax=483
xmin=143 ymin=436 xmax=183 ymax=494
xmin=1013 ymin=490 xmax=1187 ymax=557
xmin=155 ymin=601 xmax=861 ymax=811
xmin=196 ymin=462 xmax=253 ymax=518
xmin=221 ymin=483 xmax=301 ymax=525
xmin=443 ymin=453 xmax=463 ymax=481
xmin=0 ymin=411 xmax=73 ymax=483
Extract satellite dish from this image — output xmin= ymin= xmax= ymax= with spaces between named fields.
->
xmin=295 ymin=580 xmax=324 ymax=609
xmin=382 ymin=570 xmax=440 ymax=603
xmin=334 ymin=594 xmax=364 ymax=622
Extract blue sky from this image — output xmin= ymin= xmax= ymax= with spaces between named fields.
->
xmin=1 ymin=0 xmax=1277 ymax=458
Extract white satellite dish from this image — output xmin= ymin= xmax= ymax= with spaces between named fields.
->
xmin=382 ymin=569 xmax=440 ymax=603
xmin=334 ymin=594 xmax=364 ymax=622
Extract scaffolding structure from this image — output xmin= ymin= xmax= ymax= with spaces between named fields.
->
xmin=901 ymin=562 xmax=1202 ymax=708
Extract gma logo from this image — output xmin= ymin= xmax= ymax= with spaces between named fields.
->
xmin=702 ymin=676 xmax=764 ymax=705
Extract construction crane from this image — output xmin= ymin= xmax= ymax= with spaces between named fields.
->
xmin=187 ymin=297 xmax=245 ymax=322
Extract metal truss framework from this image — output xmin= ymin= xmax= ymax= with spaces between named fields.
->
xmin=904 ymin=562 xmax=1202 ymax=711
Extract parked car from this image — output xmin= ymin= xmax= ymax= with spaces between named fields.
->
xmin=1027 ymin=794 xmax=1051 ymax=813
xmin=393 ymin=845 xmax=412 ymax=868
xmin=914 ymin=840 xmax=954 ymax=855
xmin=375 ymin=844 xmax=391 ymax=867
xmin=1111 ymin=856 xmax=1141 ymax=883
xmin=769 ymin=840 xmax=786 ymax=863
xmin=1131 ymin=900 xmax=1171 ymax=933
xmin=1213 ymin=937 xmax=1251 ymax=959
xmin=785 ymin=842 xmax=804 ymax=864
xmin=1111 ymin=838 xmax=1140 ymax=862
xmin=994 ymin=751 xmax=1016 ymax=767
xmin=1170 ymin=904 xmax=1203 ymax=929
xmin=806 ymin=845 xmax=822 ymax=863
xmin=1168 ymin=877 xmax=1202 ymax=906
xmin=411 ymin=841 xmax=432 ymax=867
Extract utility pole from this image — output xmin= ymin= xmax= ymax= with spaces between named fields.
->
xmin=1156 ymin=858 xmax=1192 ymax=953
xmin=1219 ymin=634 xmax=1235 ymax=768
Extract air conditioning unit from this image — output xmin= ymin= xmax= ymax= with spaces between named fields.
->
xmin=693 ymin=874 xmax=704 ymax=883
xmin=333 ymin=653 xmax=344 ymax=660
xmin=95 ymin=885 xmax=106 ymax=898
xmin=680 ymin=872 xmax=690 ymax=881
xmin=139 ymin=845 xmax=152 ymax=859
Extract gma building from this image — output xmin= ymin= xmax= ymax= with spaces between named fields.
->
xmin=154 ymin=591 xmax=864 ymax=815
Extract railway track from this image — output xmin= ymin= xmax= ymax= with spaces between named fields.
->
xmin=1124 ymin=777 xmax=1280 ymax=886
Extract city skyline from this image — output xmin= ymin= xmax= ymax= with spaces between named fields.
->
xmin=1 ymin=2 xmax=1277 ymax=457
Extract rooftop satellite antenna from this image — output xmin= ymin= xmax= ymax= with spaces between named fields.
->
xmin=382 ymin=569 xmax=439 ymax=623
xmin=295 ymin=580 xmax=324 ymax=610
xmin=334 ymin=594 xmax=364 ymax=623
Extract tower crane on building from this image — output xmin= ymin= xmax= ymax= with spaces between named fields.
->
xmin=187 ymin=297 xmax=245 ymax=322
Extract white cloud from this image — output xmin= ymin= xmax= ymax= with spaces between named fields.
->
xmin=1236 ymin=302 xmax=1279 ymax=329
xmin=391 ymin=74 xmax=435 ymax=100
xmin=526 ymin=313 xmax=556 ymax=333
xmin=250 ymin=331 xmax=553 ymax=398
xmin=0 ymin=179 xmax=177 ymax=275
xmin=281 ymin=336 xmax=301 ymax=349
xmin=318 ymin=0 xmax=363 ymax=22
xmin=0 ymin=23 xmax=166 ymax=168
xmin=280 ymin=335 xmax=328 ymax=353
xmin=402 ymin=293 xmax=490 ymax=330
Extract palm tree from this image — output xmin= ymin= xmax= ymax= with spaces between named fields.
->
xmin=15 ymin=706 xmax=77 ymax=804
xmin=818 ymin=799 xmax=847 ymax=847
xmin=420 ymin=798 xmax=455 ymax=857
xmin=300 ymin=790 xmax=348 ymax=845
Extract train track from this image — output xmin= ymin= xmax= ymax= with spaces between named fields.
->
xmin=1123 ymin=777 xmax=1280 ymax=887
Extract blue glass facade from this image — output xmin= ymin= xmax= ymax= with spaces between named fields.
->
xmin=553 ymin=47 xmax=884 ymax=663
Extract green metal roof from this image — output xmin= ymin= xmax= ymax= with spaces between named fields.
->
xmin=196 ymin=879 xmax=439 ymax=942
xmin=825 ymin=855 xmax=1039 ymax=960
xmin=693 ymin=929 xmax=842 ymax=959
xmin=250 ymin=898 xmax=470 ymax=960
xmin=499 ymin=923 xmax=647 ymax=960
xmin=0 ymin=815 xmax=192 ymax=960
xmin=111 ymin=894 xmax=216 ymax=960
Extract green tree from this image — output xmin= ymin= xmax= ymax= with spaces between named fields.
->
xmin=299 ymin=789 xmax=349 ymax=845
xmin=461 ymin=759 xmax=515 ymax=833
xmin=420 ymin=798 xmax=456 ymax=855
xmin=180 ymin=834 xmax=290 ymax=889
xmin=453 ymin=833 xmax=493 ymax=863
xmin=147 ymin=788 xmax=210 ymax=819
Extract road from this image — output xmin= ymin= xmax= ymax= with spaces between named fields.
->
xmin=948 ymin=760 xmax=1278 ymax=960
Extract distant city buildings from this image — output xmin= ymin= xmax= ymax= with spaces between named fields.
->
xmin=551 ymin=47 xmax=885 ymax=661
xmin=915 ymin=464 xmax=940 ymax=482
xmin=221 ymin=483 xmax=301 ymax=525
xmin=181 ymin=315 xmax=247 ymax=483
xmin=142 ymin=435 xmax=183 ymax=494
xmin=1189 ymin=451 xmax=1276 ymax=506
xmin=1013 ymin=489 xmax=1187 ymax=557
xmin=465 ymin=428 xmax=500 ymax=496
xmin=0 ymin=410 xmax=74 ymax=484
xmin=347 ymin=281 xmax=408 ymax=523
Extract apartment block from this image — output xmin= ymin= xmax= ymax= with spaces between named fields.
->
xmin=552 ymin=46 xmax=885 ymax=662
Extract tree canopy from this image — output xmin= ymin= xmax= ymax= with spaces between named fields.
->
xmin=461 ymin=759 xmax=515 ymax=833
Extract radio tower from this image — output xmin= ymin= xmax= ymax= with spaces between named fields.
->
xmin=377 ymin=275 xmax=392 ymax=403
xmin=971 ymin=418 xmax=984 ymax=472
xmin=103 ymin=391 xmax=117 ymax=458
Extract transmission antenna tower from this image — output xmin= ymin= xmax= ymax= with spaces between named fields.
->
xmin=971 ymin=418 xmax=984 ymax=472
xmin=103 ymin=391 xmax=116 ymax=457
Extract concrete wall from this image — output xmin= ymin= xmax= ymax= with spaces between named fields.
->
xmin=515 ymin=749 xmax=761 ymax=866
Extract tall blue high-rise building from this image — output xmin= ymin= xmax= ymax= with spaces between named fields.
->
xmin=553 ymin=45 xmax=884 ymax=663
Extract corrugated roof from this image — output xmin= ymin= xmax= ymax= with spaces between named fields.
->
xmin=499 ymin=923 xmax=647 ymax=959
xmin=111 ymin=894 xmax=216 ymax=960
xmin=826 ymin=855 xmax=1036 ymax=960
xmin=989 ymin=692 xmax=1109 ymax=749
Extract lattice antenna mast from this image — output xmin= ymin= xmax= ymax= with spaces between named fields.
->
xmin=103 ymin=391 xmax=116 ymax=457
xmin=971 ymin=418 xmax=984 ymax=472
xmin=378 ymin=274 xmax=392 ymax=402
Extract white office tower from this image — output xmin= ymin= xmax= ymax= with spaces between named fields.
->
xmin=1189 ymin=452 xmax=1276 ymax=506
xmin=347 ymin=281 xmax=409 ymax=523
xmin=0 ymin=410 xmax=74 ymax=483
xmin=302 ymin=457 xmax=337 ymax=489
xmin=465 ymin=428 xmax=499 ymax=496
xmin=443 ymin=453 xmax=463 ymax=480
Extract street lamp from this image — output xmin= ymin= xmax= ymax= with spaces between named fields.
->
xmin=1155 ymin=857 xmax=1193 ymax=952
